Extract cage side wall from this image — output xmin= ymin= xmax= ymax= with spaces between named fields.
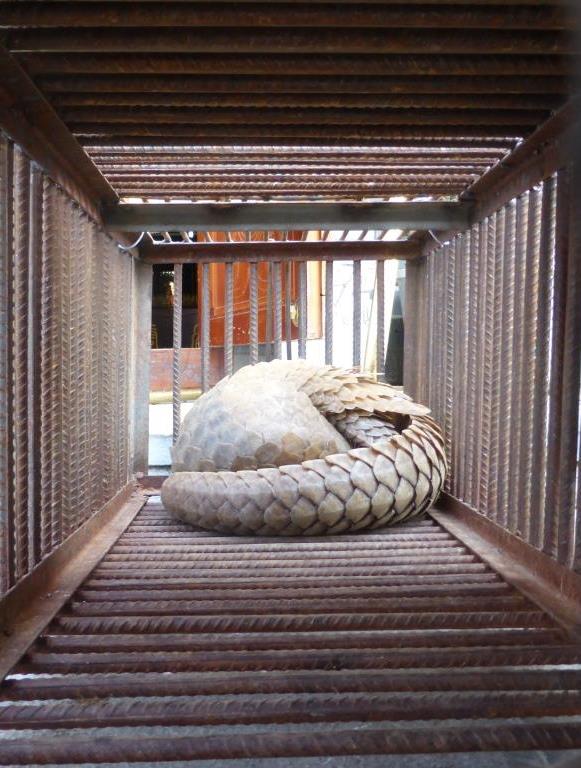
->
xmin=0 ymin=131 xmax=138 ymax=595
xmin=405 ymin=166 xmax=581 ymax=571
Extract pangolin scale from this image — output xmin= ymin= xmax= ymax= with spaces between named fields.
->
xmin=161 ymin=360 xmax=446 ymax=535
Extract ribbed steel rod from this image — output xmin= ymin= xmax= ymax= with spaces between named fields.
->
xmin=42 ymin=74 xmax=567 ymax=96
xmin=89 ymin=151 xmax=510 ymax=163
xmin=249 ymin=261 xmax=259 ymax=364
xmin=72 ymin=124 xmax=530 ymax=140
xmin=224 ymin=262 xmax=234 ymax=377
xmin=172 ymin=264 xmax=182 ymax=444
xmin=56 ymin=93 xmax=562 ymax=110
xmin=108 ymin=170 xmax=480 ymax=181
xmin=81 ymin=136 xmax=518 ymax=149
xmin=298 ymin=261 xmax=307 ymax=359
xmin=98 ymin=162 xmax=494 ymax=172
xmin=1 ymin=5 xmax=567 ymax=30
xmin=11 ymin=29 xmax=567 ymax=55
xmin=353 ymin=259 xmax=362 ymax=368
xmin=116 ymin=186 xmax=466 ymax=197
xmin=285 ymin=261 xmax=292 ymax=361
xmin=273 ymin=261 xmax=282 ymax=360
xmin=529 ymin=178 xmax=555 ymax=550
xmin=26 ymin=163 xmax=42 ymax=568
xmin=200 ymin=262 xmax=210 ymax=393
xmin=29 ymin=53 xmax=570 ymax=81
xmin=507 ymin=193 xmax=528 ymax=534
xmin=376 ymin=259 xmax=385 ymax=376
xmin=67 ymin=106 xmax=543 ymax=125
xmin=324 ymin=260 xmax=333 ymax=365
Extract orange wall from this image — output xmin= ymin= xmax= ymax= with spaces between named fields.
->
xmin=150 ymin=348 xmax=224 ymax=392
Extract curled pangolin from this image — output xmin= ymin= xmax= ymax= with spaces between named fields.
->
xmin=161 ymin=360 xmax=446 ymax=535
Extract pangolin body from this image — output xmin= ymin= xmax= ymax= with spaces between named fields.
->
xmin=161 ymin=360 xmax=446 ymax=535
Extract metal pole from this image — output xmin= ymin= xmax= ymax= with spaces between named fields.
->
xmin=249 ymin=261 xmax=259 ymax=364
xmin=352 ymin=259 xmax=361 ymax=368
xmin=224 ymin=261 xmax=234 ymax=376
xmin=375 ymin=259 xmax=385 ymax=376
xmin=273 ymin=261 xmax=282 ymax=360
xmin=298 ymin=260 xmax=307 ymax=359
xmin=285 ymin=261 xmax=292 ymax=360
xmin=26 ymin=164 xmax=42 ymax=567
xmin=201 ymin=261 xmax=210 ymax=393
xmin=324 ymin=259 xmax=333 ymax=365
xmin=172 ymin=263 xmax=182 ymax=444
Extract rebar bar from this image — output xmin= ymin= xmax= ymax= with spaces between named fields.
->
xmin=172 ymin=264 xmax=182 ymax=443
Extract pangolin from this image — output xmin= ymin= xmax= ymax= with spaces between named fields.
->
xmin=161 ymin=359 xmax=446 ymax=535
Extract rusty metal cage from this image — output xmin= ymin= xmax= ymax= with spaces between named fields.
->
xmin=0 ymin=1 xmax=580 ymax=763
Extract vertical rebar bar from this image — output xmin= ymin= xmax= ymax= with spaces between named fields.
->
xmin=444 ymin=241 xmax=456 ymax=492
xmin=508 ymin=193 xmax=529 ymax=535
xmin=0 ymin=137 xmax=14 ymax=591
xmin=298 ymin=260 xmax=307 ymax=359
xmin=11 ymin=149 xmax=30 ymax=579
xmin=224 ymin=262 xmax=234 ymax=377
xmin=201 ymin=261 xmax=210 ymax=393
xmin=464 ymin=224 xmax=483 ymax=507
xmin=486 ymin=206 xmax=505 ymax=523
xmin=273 ymin=261 xmax=282 ymax=360
xmin=100 ymin=217 xmax=114 ymax=504
xmin=26 ymin=164 xmax=42 ymax=567
xmin=376 ymin=259 xmax=385 ymax=378
xmin=543 ymin=169 xmax=578 ymax=565
xmin=352 ymin=259 xmax=361 ymax=368
xmin=496 ymin=200 xmax=516 ymax=529
xmin=324 ymin=259 xmax=333 ymax=365
xmin=456 ymin=231 xmax=471 ymax=504
xmin=518 ymin=186 xmax=542 ymax=544
xmin=249 ymin=261 xmax=259 ymax=364
xmin=476 ymin=214 xmax=496 ymax=516
xmin=529 ymin=177 xmax=556 ymax=550
xmin=285 ymin=261 xmax=292 ymax=360
xmin=172 ymin=263 xmax=182 ymax=444
xmin=426 ymin=250 xmax=437 ymax=412
xmin=557 ymin=167 xmax=581 ymax=568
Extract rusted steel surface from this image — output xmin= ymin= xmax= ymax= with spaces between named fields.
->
xmin=0 ymin=46 xmax=117 ymax=220
xmin=0 ymin=4 xmax=570 ymax=30
xmin=17 ymin=53 xmax=570 ymax=78
xmin=10 ymin=148 xmax=31 ymax=581
xmin=463 ymin=99 xmax=579 ymax=220
xmin=0 ymin=497 xmax=580 ymax=762
xmin=0 ymin=136 xmax=14 ymax=594
xmin=141 ymin=239 xmax=420 ymax=263
xmin=0 ymin=485 xmax=141 ymax=682
xmin=0 ymin=1 xmax=567 ymax=203
xmin=70 ymin=124 xmax=535 ymax=140
xmin=171 ymin=263 xmax=182 ymax=443
xmin=39 ymin=74 xmax=569 ymax=96
xmin=55 ymin=92 xmax=564 ymax=111
xmin=5 ymin=29 xmax=569 ymax=56
xmin=0 ymin=133 xmax=137 ymax=596
xmin=410 ymin=167 xmax=581 ymax=572
xmin=63 ymin=107 xmax=548 ymax=127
